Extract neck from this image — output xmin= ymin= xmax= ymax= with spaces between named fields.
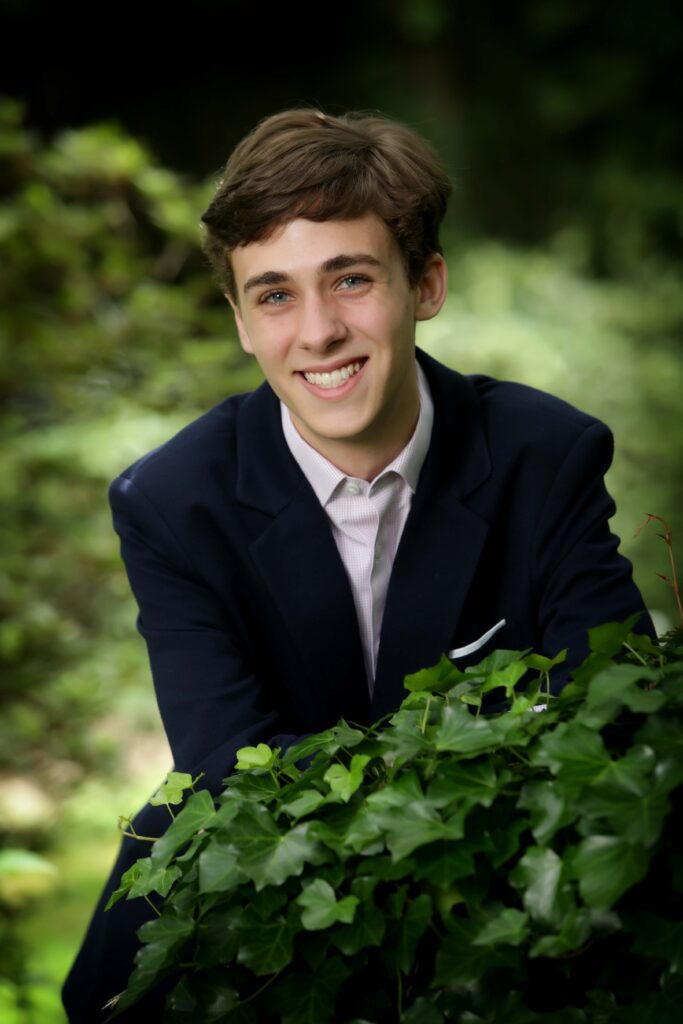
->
xmin=291 ymin=373 xmax=421 ymax=482
xmin=310 ymin=424 xmax=419 ymax=482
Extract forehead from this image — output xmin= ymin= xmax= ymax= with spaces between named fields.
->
xmin=230 ymin=213 xmax=400 ymax=291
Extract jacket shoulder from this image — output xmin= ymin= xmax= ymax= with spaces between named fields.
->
xmin=467 ymin=373 xmax=609 ymax=453
xmin=470 ymin=373 xmax=600 ymax=427
xmin=110 ymin=391 xmax=250 ymax=499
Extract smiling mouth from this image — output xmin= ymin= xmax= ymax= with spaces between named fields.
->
xmin=301 ymin=359 xmax=366 ymax=390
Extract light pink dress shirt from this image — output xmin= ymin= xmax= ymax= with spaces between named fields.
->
xmin=281 ymin=362 xmax=434 ymax=693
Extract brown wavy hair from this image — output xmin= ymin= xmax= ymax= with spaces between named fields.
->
xmin=200 ymin=109 xmax=452 ymax=301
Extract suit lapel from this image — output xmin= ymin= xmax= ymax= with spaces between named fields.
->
xmin=371 ymin=351 xmax=492 ymax=719
xmin=235 ymin=383 xmax=371 ymax=726
xmin=234 ymin=351 xmax=493 ymax=728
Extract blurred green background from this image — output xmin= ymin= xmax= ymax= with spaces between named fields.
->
xmin=2 ymin=1 xmax=682 ymax=1019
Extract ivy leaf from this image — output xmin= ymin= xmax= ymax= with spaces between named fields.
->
xmin=151 ymin=789 xmax=217 ymax=869
xmin=578 ymin=746 xmax=670 ymax=845
xmin=264 ymin=957 xmax=350 ymax=1024
xmin=635 ymin=714 xmax=683 ymax=757
xmin=106 ymin=857 xmax=182 ymax=907
xmin=104 ymin=860 xmax=142 ymax=911
xmin=127 ymin=857 xmax=182 ymax=899
xmin=518 ymin=781 xmax=570 ymax=844
xmin=324 ymin=754 xmax=371 ymax=802
xmin=281 ymin=789 xmax=327 ymax=820
xmin=628 ymin=912 xmax=683 ymax=971
xmin=588 ymin=614 xmax=644 ymax=656
xmin=236 ymin=914 xmax=297 ymax=975
xmin=329 ymin=720 xmax=368 ymax=750
xmin=524 ymin=650 xmax=568 ymax=673
xmin=112 ymin=907 xmax=195 ymax=1015
xmin=366 ymin=768 xmax=423 ymax=809
xmin=432 ymin=703 xmax=503 ymax=757
xmin=529 ymin=907 xmax=597 ymax=958
xmin=332 ymin=803 xmax=385 ymax=855
xmin=297 ymin=878 xmax=359 ymax=930
xmin=359 ymin=855 xmax=416 ymax=881
xmin=480 ymin=661 xmax=528 ymax=697
xmin=484 ymin=814 xmax=528 ymax=869
xmin=404 ymin=655 xmax=465 ymax=693
xmin=384 ymin=892 xmax=432 ymax=973
xmin=223 ymin=772 xmax=280 ymax=802
xmin=572 ymin=836 xmax=650 ymax=908
xmin=281 ymin=729 xmax=336 ymax=765
xmin=576 ymin=664 xmax=664 ymax=728
xmin=509 ymin=846 xmax=568 ymax=926
xmin=434 ymin=916 xmax=514 ymax=985
xmin=412 ymin=838 xmax=476 ymax=888
xmin=426 ymin=758 xmax=501 ymax=809
xmin=465 ymin=649 xmax=530 ymax=676
xmin=165 ymin=970 xmax=240 ymax=1021
xmin=381 ymin=716 xmax=432 ymax=765
xmin=150 ymin=771 xmax=195 ymax=807
xmin=281 ymin=721 xmax=366 ymax=767
xmin=331 ymin=901 xmax=386 ymax=955
xmin=231 ymin=805 xmax=323 ymax=889
xmin=198 ymin=840 xmax=247 ymax=894
xmin=193 ymin=909 xmax=240 ymax=969
xmin=235 ymin=743 xmax=279 ymax=771
xmin=532 ymin=722 xmax=612 ymax=791
xmin=473 ymin=907 xmax=529 ymax=947
xmin=372 ymin=801 xmax=465 ymax=862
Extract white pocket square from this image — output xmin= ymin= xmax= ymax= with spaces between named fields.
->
xmin=448 ymin=618 xmax=507 ymax=660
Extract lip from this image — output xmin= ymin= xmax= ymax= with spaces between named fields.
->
xmin=297 ymin=357 xmax=368 ymax=398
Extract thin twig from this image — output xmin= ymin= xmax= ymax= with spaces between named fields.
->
xmin=634 ymin=513 xmax=683 ymax=625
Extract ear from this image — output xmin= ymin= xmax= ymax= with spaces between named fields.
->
xmin=226 ymin=293 xmax=254 ymax=355
xmin=414 ymin=253 xmax=448 ymax=322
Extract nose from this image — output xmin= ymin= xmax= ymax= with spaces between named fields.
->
xmin=297 ymin=292 xmax=347 ymax=352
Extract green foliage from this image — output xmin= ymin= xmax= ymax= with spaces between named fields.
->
xmin=0 ymin=97 xmax=258 ymax=795
xmin=107 ymin=622 xmax=683 ymax=1022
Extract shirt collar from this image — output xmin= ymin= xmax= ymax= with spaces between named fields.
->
xmin=280 ymin=360 xmax=434 ymax=506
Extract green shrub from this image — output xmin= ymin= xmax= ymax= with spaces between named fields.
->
xmin=106 ymin=617 xmax=683 ymax=1022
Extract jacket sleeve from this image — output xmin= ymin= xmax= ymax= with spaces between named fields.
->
xmin=531 ymin=419 xmax=655 ymax=691
xmin=109 ymin=472 xmax=303 ymax=794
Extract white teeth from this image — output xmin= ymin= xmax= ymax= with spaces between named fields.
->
xmin=303 ymin=360 xmax=364 ymax=388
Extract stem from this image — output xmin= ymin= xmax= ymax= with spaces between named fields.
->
xmin=269 ymin=769 xmax=281 ymax=789
xmin=510 ymin=750 xmax=532 ymax=768
xmin=241 ymin=969 xmax=283 ymax=1005
xmin=396 ymin=969 xmax=403 ymax=1019
xmin=420 ymin=694 xmax=432 ymax=735
xmin=118 ymin=819 xmax=161 ymax=842
xmin=143 ymin=894 xmax=162 ymax=918
xmin=667 ymin=535 xmax=683 ymax=625
xmin=634 ymin=513 xmax=683 ymax=626
xmin=623 ymin=642 xmax=648 ymax=667
xmin=165 ymin=801 xmax=176 ymax=821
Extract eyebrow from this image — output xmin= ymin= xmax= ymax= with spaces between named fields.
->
xmin=242 ymin=253 xmax=383 ymax=294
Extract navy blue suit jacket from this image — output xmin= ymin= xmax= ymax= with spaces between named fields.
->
xmin=63 ymin=348 xmax=652 ymax=1021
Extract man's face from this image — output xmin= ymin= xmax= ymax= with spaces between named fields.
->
xmin=228 ymin=213 xmax=446 ymax=475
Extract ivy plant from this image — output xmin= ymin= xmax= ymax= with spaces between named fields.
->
xmin=105 ymin=616 xmax=683 ymax=1023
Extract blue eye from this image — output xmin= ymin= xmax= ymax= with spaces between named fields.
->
xmin=261 ymin=290 xmax=290 ymax=304
xmin=339 ymin=275 xmax=369 ymax=289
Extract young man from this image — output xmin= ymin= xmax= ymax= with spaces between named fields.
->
xmin=63 ymin=109 xmax=653 ymax=1021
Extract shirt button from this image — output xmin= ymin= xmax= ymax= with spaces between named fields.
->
xmin=345 ymin=482 xmax=361 ymax=495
